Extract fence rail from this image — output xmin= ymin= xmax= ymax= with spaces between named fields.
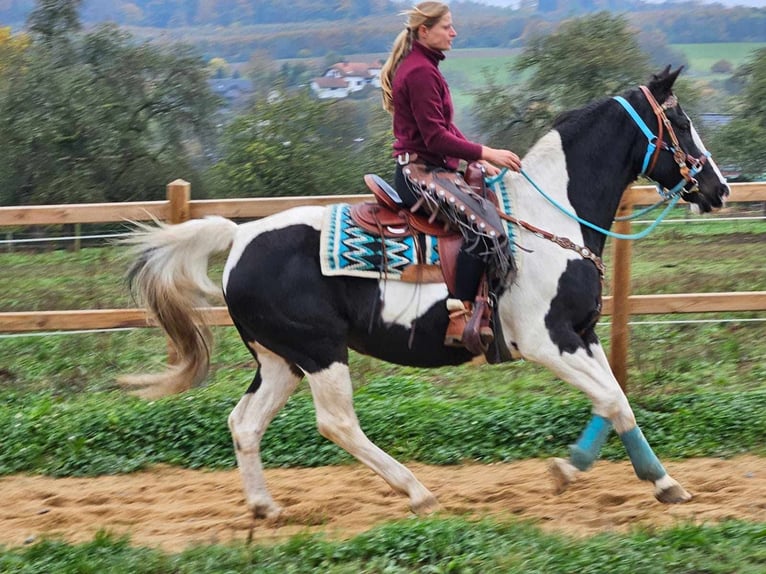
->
xmin=1 ymin=180 xmax=764 ymax=387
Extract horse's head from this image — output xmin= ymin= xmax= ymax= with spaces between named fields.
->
xmin=632 ymin=66 xmax=730 ymax=213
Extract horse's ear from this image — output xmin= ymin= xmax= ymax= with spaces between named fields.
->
xmin=648 ymin=66 xmax=684 ymax=101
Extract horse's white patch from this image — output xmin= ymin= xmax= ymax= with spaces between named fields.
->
xmin=223 ymin=206 xmax=325 ymax=290
xmin=690 ymin=121 xmax=728 ymax=188
xmin=304 ymin=361 xmax=437 ymax=511
xmin=499 ymin=130 xmax=584 ymax=345
xmin=378 ymin=281 xmax=449 ymax=327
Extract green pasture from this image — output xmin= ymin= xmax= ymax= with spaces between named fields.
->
xmin=439 ymin=42 xmax=766 ymax=122
xmin=0 ymin=214 xmax=763 ymax=401
xmin=674 ymin=42 xmax=766 ymax=77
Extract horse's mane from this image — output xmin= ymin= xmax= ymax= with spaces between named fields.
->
xmin=552 ymin=96 xmax=612 ymax=132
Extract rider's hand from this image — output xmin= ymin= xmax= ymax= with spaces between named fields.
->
xmin=481 ymin=146 xmax=522 ymax=173
xmin=477 ymin=160 xmax=501 ymax=177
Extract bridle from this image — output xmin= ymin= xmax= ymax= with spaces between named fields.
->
xmin=613 ymin=86 xmax=709 ymax=199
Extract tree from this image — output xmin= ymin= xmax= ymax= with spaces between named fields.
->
xmin=711 ymin=59 xmax=733 ymax=74
xmin=0 ymin=27 xmax=29 ymax=76
xmin=711 ymin=48 xmax=766 ymax=178
xmin=0 ymin=4 xmax=220 ymax=205
xmin=470 ymin=73 xmax=556 ymax=157
xmin=207 ymin=56 xmax=231 ymax=78
xmin=211 ymin=89 xmax=390 ymax=197
xmin=471 ymin=12 xmax=652 ymax=156
xmin=27 ymin=0 xmax=82 ymax=41
xmin=514 ymin=12 xmax=650 ymax=110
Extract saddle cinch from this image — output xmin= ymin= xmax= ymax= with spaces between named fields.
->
xmin=350 ymin=164 xmax=496 ymax=295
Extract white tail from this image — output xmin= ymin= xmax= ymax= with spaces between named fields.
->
xmin=119 ymin=216 xmax=239 ymax=398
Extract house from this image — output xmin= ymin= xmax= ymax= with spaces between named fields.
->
xmin=310 ymin=61 xmax=382 ymax=99
xmin=310 ymin=76 xmax=352 ymax=99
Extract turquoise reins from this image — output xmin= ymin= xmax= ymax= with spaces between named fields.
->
xmin=485 ymin=95 xmax=705 ymax=241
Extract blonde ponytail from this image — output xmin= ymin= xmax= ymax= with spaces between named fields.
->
xmin=380 ymin=28 xmax=412 ymax=114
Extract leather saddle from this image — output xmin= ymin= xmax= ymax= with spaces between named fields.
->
xmin=351 ymin=174 xmax=462 ymax=288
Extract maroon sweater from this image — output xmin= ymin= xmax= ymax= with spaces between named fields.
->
xmin=392 ymin=41 xmax=482 ymax=170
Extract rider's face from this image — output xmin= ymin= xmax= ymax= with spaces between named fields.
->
xmin=419 ymin=12 xmax=456 ymax=52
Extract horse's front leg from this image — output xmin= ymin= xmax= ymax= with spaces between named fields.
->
xmin=523 ymin=339 xmax=691 ymax=503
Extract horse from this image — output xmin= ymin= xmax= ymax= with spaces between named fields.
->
xmin=122 ymin=67 xmax=729 ymax=520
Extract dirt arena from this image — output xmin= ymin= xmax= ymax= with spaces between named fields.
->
xmin=2 ymin=456 xmax=764 ymax=552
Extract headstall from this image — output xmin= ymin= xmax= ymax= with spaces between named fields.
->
xmin=613 ymin=87 xmax=709 ymax=199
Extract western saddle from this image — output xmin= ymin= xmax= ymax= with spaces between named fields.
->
xmin=350 ymin=165 xmax=498 ymax=355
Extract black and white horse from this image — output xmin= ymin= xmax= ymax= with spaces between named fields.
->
xmin=123 ymin=68 xmax=728 ymax=519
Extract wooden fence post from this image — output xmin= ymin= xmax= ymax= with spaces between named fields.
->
xmin=165 ymin=179 xmax=191 ymax=364
xmin=167 ymin=179 xmax=191 ymax=224
xmin=610 ymin=199 xmax=633 ymax=391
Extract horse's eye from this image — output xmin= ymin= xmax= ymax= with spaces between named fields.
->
xmin=669 ymin=111 xmax=690 ymax=131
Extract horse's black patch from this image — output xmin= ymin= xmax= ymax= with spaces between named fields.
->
xmin=544 ymin=259 xmax=602 ymax=356
xmin=244 ymin=368 xmax=262 ymax=395
xmin=225 ymin=224 xmax=473 ymax=374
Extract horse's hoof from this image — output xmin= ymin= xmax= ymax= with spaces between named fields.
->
xmin=411 ymin=494 xmax=441 ymax=515
xmin=548 ymin=457 xmax=578 ymax=494
xmin=654 ymin=476 xmax=692 ymax=504
xmin=250 ymin=502 xmax=283 ymax=520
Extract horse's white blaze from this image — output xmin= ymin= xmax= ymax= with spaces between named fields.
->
xmin=223 ymin=205 xmax=324 ymax=290
xmin=305 ymin=362 xmax=438 ymax=513
xmin=378 ymin=281 xmax=449 ymax=327
xmin=690 ymin=121 xmax=728 ymax=189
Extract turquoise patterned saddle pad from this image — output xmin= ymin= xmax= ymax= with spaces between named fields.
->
xmin=320 ymin=203 xmax=441 ymax=279
xmin=319 ymin=178 xmax=515 ymax=280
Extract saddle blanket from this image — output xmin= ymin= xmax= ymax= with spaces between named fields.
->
xmin=320 ymin=203 xmax=441 ymax=279
xmin=319 ymin=179 xmax=515 ymax=280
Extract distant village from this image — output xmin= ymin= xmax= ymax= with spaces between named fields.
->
xmin=308 ymin=61 xmax=383 ymax=99
xmin=207 ymin=60 xmax=383 ymax=107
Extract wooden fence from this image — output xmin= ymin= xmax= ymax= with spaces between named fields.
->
xmin=1 ymin=179 xmax=765 ymax=387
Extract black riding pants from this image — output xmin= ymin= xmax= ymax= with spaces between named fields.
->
xmin=394 ymin=162 xmax=485 ymax=301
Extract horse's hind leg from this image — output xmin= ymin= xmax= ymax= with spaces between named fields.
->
xmin=305 ymin=362 xmax=440 ymax=515
xmin=228 ymin=344 xmax=301 ymax=519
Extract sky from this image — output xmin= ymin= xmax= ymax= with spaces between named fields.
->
xmin=476 ymin=1 xmax=766 ymax=6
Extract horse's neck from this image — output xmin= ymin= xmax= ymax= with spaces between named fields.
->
xmin=515 ymin=112 xmax=640 ymax=255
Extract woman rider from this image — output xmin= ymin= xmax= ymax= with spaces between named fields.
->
xmin=379 ymin=1 xmax=522 ymax=351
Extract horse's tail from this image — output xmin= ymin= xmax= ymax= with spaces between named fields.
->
xmin=119 ymin=216 xmax=239 ymax=399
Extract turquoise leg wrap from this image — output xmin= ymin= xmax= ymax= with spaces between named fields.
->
xmin=569 ymin=414 xmax=613 ymax=471
xmin=620 ymin=426 xmax=666 ymax=481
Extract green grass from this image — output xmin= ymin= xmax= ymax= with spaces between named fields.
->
xmin=1 ymin=374 xmax=764 ymax=476
xmin=440 ymin=48 xmax=519 ymax=91
xmin=2 ymin=519 xmax=765 ymax=573
xmin=673 ymin=42 xmax=766 ymax=77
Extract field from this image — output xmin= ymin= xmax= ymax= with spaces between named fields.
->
xmin=673 ymin=42 xmax=766 ymax=78
xmin=0 ymin=207 xmax=764 ymax=570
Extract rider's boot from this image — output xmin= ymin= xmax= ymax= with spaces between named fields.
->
xmin=444 ymin=299 xmax=493 ymax=353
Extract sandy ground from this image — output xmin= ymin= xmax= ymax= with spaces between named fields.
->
xmin=1 ymin=456 xmax=764 ymax=552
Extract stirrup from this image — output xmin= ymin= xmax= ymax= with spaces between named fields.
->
xmin=444 ymin=299 xmax=470 ymax=347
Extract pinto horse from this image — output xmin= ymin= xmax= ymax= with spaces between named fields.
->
xmin=123 ymin=67 xmax=728 ymax=518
